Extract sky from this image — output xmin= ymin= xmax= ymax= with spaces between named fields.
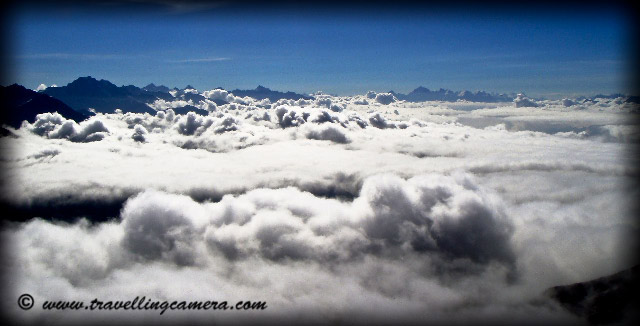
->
xmin=2 ymin=1 xmax=636 ymax=98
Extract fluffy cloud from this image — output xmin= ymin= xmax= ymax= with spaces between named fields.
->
xmin=147 ymin=98 xmax=193 ymax=110
xmin=274 ymin=105 xmax=308 ymax=128
xmin=204 ymin=173 xmax=516 ymax=274
xmin=131 ymin=124 xmax=148 ymax=143
xmin=3 ymin=173 xmax=528 ymax=321
xmin=304 ymin=123 xmax=350 ymax=144
xmin=175 ymin=112 xmax=214 ymax=136
xmin=26 ymin=112 xmax=109 ymax=142
xmin=202 ymin=88 xmax=234 ymax=102
xmin=202 ymin=88 xmax=255 ymax=106
xmin=514 ymin=94 xmax=539 ymax=108
xmin=368 ymin=112 xmax=397 ymax=129
xmin=147 ymin=98 xmax=219 ymax=113
xmin=375 ymin=92 xmax=397 ymax=105
xmin=1 ymin=91 xmax=637 ymax=324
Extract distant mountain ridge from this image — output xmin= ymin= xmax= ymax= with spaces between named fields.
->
xmin=142 ymin=83 xmax=171 ymax=93
xmin=231 ymin=85 xmax=313 ymax=102
xmin=3 ymin=77 xmax=634 ymax=132
xmin=391 ymin=86 xmax=515 ymax=102
xmin=1 ymin=84 xmax=86 ymax=128
xmin=42 ymin=76 xmax=173 ymax=115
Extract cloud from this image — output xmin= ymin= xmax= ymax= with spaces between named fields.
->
xmin=26 ymin=112 xmax=109 ymax=142
xmin=4 ymin=170 xmax=602 ymax=324
xmin=1 ymin=90 xmax=637 ymax=324
xmin=275 ymin=106 xmax=308 ymax=128
xmin=304 ymin=124 xmax=350 ymax=144
xmin=8 ymin=172 xmax=519 ymax=294
xmin=168 ymin=57 xmax=230 ymax=63
xmin=202 ymin=89 xmax=242 ymax=104
xmin=131 ymin=124 xmax=148 ymax=143
xmin=514 ymin=94 xmax=539 ymax=108
xmin=174 ymin=111 xmax=213 ymax=136
xmin=147 ymin=98 xmax=194 ymax=111
xmin=368 ymin=112 xmax=395 ymax=129
xmin=375 ymin=93 xmax=397 ymax=105
xmin=121 ymin=190 xmax=210 ymax=266
xmin=213 ymin=115 xmax=239 ymax=134
xmin=17 ymin=53 xmax=126 ymax=60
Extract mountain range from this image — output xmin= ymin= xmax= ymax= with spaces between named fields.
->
xmin=231 ymin=85 xmax=314 ymax=102
xmin=1 ymin=76 xmax=633 ymax=130
xmin=391 ymin=86 xmax=514 ymax=102
xmin=42 ymin=76 xmax=171 ymax=115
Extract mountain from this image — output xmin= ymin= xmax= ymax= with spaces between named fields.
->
xmin=170 ymin=105 xmax=209 ymax=116
xmin=231 ymin=85 xmax=313 ymax=102
xmin=1 ymin=84 xmax=87 ymax=128
xmin=42 ymin=76 xmax=173 ymax=115
xmin=594 ymin=93 xmax=626 ymax=99
xmin=392 ymin=86 xmax=514 ymax=102
xmin=546 ymin=265 xmax=639 ymax=325
xmin=625 ymin=96 xmax=640 ymax=104
xmin=142 ymin=83 xmax=171 ymax=93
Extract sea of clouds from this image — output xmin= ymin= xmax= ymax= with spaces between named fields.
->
xmin=0 ymin=90 xmax=638 ymax=324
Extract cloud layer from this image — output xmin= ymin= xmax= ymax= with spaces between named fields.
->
xmin=1 ymin=90 xmax=638 ymax=324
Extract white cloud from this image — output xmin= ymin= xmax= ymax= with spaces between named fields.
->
xmin=26 ymin=112 xmax=109 ymax=142
xmin=1 ymin=92 xmax=637 ymax=324
xmin=169 ymin=57 xmax=230 ymax=63
xmin=131 ymin=124 xmax=148 ymax=143
xmin=375 ymin=93 xmax=397 ymax=105
xmin=514 ymin=93 xmax=539 ymax=108
xmin=303 ymin=123 xmax=350 ymax=144
xmin=174 ymin=111 xmax=214 ymax=136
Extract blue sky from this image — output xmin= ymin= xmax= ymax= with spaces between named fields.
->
xmin=4 ymin=2 xmax=635 ymax=98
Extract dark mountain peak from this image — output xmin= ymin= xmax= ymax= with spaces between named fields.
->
xmin=594 ymin=93 xmax=626 ymax=99
xmin=69 ymin=76 xmax=112 ymax=87
xmin=183 ymin=85 xmax=196 ymax=90
xmin=4 ymin=84 xmax=43 ymax=105
xmin=5 ymin=83 xmax=29 ymax=93
xmin=74 ymin=76 xmax=97 ymax=82
xmin=64 ymin=76 xmax=119 ymax=94
xmin=42 ymin=77 xmax=158 ymax=115
xmin=231 ymin=85 xmax=313 ymax=102
xmin=625 ymin=96 xmax=640 ymax=104
xmin=143 ymin=83 xmax=171 ymax=93
xmin=395 ymin=86 xmax=514 ymax=103
xmin=1 ymin=83 xmax=86 ymax=128
xmin=546 ymin=265 xmax=639 ymax=325
xmin=411 ymin=86 xmax=431 ymax=93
